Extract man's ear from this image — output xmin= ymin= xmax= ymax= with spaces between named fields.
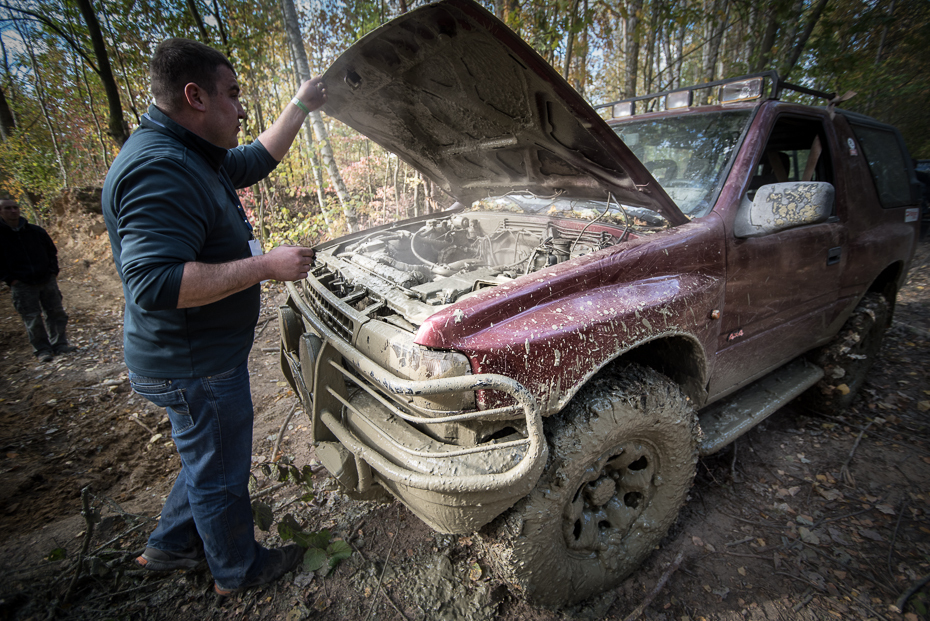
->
xmin=183 ymin=82 xmax=207 ymax=112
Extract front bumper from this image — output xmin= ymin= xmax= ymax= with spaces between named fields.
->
xmin=281 ymin=280 xmax=547 ymax=533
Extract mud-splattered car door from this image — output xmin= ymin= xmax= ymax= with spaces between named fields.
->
xmin=710 ymin=109 xmax=849 ymax=398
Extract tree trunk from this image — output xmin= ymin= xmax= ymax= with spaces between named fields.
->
xmin=283 ymin=48 xmax=330 ymax=226
xmin=780 ymin=0 xmax=830 ymax=80
xmin=211 ymin=0 xmax=229 ymax=49
xmin=753 ymin=4 xmax=781 ymax=72
xmin=563 ymin=0 xmax=581 ymax=79
xmin=644 ymin=0 xmax=659 ymax=96
xmin=743 ymin=3 xmax=758 ymax=70
xmin=24 ymin=40 xmax=68 ymax=186
xmin=392 ymin=157 xmax=401 ymax=215
xmin=98 ymin=9 xmax=140 ymax=125
xmin=874 ymin=0 xmax=895 ymax=66
xmin=577 ymin=0 xmax=589 ymax=95
xmin=0 ymin=36 xmax=16 ymax=133
xmin=702 ymin=0 xmax=728 ymax=83
xmin=777 ymin=0 xmax=803 ymax=72
xmin=186 ymin=0 xmax=212 ymax=43
xmin=72 ymin=48 xmax=110 ymax=169
xmin=412 ymin=171 xmax=421 ymax=218
xmin=280 ymin=0 xmax=356 ymax=231
xmin=74 ymin=0 xmax=128 ymax=146
xmin=624 ymin=0 xmax=643 ymax=97
xmin=0 ymin=85 xmax=14 ymax=141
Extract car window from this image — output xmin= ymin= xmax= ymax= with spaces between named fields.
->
xmin=609 ymin=110 xmax=752 ymax=218
xmin=849 ymin=124 xmax=911 ymax=209
xmin=747 ymin=116 xmax=834 ymax=208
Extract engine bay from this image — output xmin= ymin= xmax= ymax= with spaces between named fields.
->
xmin=328 ymin=210 xmax=633 ymax=307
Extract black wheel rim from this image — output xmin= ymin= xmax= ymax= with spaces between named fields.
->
xmin=562 ymin=440 xmax=660 ymax=556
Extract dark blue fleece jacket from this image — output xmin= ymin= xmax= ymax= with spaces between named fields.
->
xmin=0 ymin=216 xmax=59 ymax=286
xmin=102 ymin=105 xmax=278 ymax=378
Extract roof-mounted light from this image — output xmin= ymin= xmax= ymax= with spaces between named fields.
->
xmin=720 ymin=77 xmax=763 ymax=103
xmin=612 ymin=101 xmax=634 ymax=118
xmin=666 ymin=90 xmax=691 ymax=109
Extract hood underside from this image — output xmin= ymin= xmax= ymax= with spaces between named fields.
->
xmin=322 ymin=0 xmax=686 ymax=226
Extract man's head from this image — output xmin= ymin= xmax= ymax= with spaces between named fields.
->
xmin=150 ymin=38 xmax=244 ymax=149
xmin=0 ymin=199 xmax=21 ymax=228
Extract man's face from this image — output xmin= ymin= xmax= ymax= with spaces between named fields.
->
xmin=200 ymin=65 xmax=245 ymax=149
xmin=0 ymin=200 xmax=20 ymax=227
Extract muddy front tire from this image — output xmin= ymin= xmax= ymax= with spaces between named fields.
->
xmin=799 ymin=292 xmax=891 ymax=415
xmin=481 ymin=364 xmax=698 ymax=607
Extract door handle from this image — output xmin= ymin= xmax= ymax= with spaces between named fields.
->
xmin=827 ymin=246 xmax=841 ymax=266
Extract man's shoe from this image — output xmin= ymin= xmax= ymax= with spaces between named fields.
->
xmin=53 ymin=344 xmax=78 ymax=354
xmin=37 ymin=351 xmax=54 ymax=363
xmin=214 ymin=544 xmax=303 ymax=596
xmin=136 ymin=547 xmax=204 ymax=571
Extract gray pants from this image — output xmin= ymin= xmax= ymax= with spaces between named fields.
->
xmin=11 ymin=278 xmax=70 ymax=355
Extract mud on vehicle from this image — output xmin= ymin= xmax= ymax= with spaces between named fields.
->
xmin=278 ymin=0 xmax=923 ymax=606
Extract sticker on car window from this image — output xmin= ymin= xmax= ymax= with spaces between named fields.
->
xmin=847 ymin=137 xmax=858 ymax=156
xmin=905 ymin=208 xmax=919 ymax=223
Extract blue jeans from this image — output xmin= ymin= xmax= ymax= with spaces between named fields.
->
xmin=129 ymin=361 xmax=268 ymax=589
xmin=11 ymin=278 xmax=70 ymax=355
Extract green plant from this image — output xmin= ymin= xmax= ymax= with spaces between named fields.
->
xmin=247 ymin=457 xmax=352 ymax=574
xmin=277 ymin=515 xmax=352 ymax=574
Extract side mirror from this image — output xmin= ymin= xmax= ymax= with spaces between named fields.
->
xmin=734 ymin=182 xmax=835 ymax=238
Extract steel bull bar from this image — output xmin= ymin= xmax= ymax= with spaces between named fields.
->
xmin=283 ymin=281 xmax=548 ymax=498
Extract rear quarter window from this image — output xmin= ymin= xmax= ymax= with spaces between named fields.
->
xmin=849 ymin=124 xmax=912 ymax=208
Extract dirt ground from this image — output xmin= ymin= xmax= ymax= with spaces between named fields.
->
xmin=1 ymin=195 xmax=928 ymax=620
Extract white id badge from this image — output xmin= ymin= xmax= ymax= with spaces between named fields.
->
xmin=248 ymin=239 xmax=268 ymax=284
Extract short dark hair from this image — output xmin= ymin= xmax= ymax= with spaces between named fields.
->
xmin=150 ymin=38 xmax=234 ymax=111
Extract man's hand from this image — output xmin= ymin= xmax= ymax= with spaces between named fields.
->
xmin=295 ymin=77 xmax=327 ymax=113
xmin=262 ymin=245 xmax=316 ymax=282
xmin=257 ymin=77 xmax=327 ymax=161
xmin=176 ymin=245 xmax=315 ymax=308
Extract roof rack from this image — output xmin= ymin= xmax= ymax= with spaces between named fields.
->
xmin=594 ymin=71 xmax=837 ymax=120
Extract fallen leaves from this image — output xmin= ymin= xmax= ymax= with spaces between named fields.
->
xmin=858 ymin=528 xmax=884 ymax=542
xmin=798 ymin=527 xmax=821 ymax=544
xmin=816 ymin=485 xmax=843 ymax=501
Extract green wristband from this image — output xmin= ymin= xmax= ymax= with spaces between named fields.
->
xmin=291 ymin=97 xmax=310 ymax=114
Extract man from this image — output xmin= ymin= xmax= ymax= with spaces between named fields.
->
xmin=102 ymin=38 xmax=326 ymax=596
xmin=0 ymin=198 xmax=77 ymax=362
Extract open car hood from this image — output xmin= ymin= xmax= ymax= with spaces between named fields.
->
xmin=321 ymin=0 xmax=687 ymax=226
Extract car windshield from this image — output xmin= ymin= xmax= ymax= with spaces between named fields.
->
xmin=467 ymin=193 xmax=668 ymax=229
xmin=610 ymin=109 xmax=753 ymax=217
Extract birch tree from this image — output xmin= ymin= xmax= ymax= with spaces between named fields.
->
xmin=280 ymin=0 xmax=356 ymax=232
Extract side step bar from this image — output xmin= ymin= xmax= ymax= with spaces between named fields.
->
xmin=698 ymin=359 xmax=824 ymax=456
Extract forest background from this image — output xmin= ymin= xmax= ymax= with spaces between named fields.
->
xmin=0 ymin=0 xmax=927 ymax=246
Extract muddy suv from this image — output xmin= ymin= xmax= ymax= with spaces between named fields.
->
xmin=278 ymin=0 xmax=922 ymax=605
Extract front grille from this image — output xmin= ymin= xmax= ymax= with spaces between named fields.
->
xmin=304 ymin=267 xmax=360 ymax=342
